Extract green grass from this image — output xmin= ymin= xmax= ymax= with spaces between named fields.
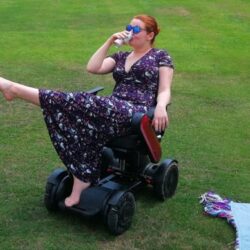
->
xmin=0 ymin=0 xmax=249 ymax=249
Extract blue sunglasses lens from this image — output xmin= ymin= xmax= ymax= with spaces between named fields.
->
xmin=126 ymin=24 xmax=133 ymax=32
xmin=126 ymin=25 xmax=141 ymax=34
xmin=133 ymin=26 xmax=141 ymax=34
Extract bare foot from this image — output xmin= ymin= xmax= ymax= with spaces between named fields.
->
xmin=0 ymin=77 xmax=15 ymax=101
xmin=64 ymin=176 xmax=91 ymax=207
xmin=64 ymin=196 xmax=81 ymax=207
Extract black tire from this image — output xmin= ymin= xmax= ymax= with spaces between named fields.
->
xmin=44 ymin=168 xmax=71 ymax=211
xmin=44 ymin=182 xmax=58 ymax=211
xmin=153 ymin=160 xmax=178 ymax=201
xmin=105 ymin=192 xmax=136 ymax=235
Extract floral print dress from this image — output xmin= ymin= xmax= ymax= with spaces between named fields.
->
xmin=39 ymin=48 xmax=174 ymax=184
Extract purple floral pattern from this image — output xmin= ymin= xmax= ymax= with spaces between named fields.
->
xmin=39 ymin=48 xmax=173 ymax=184
xmin=111 ymin=48 xmax=174 ymax=107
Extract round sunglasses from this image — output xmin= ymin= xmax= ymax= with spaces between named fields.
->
xmin=126 ymin=24 xmax=146 ymax=34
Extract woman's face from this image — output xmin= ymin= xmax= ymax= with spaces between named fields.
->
xmin=128 ymin=18 xmax=154 ymax=47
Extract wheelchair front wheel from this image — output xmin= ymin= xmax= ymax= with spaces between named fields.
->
xmin=44 ymin=168 xmax=72 ymax=211
xmin=153 ymin=160 xmax=178 ymax=201
xmin=104 ymin=191 xmax=136 ymax=235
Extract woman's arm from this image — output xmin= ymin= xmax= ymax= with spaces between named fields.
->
xmin=86 ymin=31 xmax=129 ymax=74
xmin=152 ymin=66 xmax=174 ymax=132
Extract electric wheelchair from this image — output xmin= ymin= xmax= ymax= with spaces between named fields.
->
xmin=44 ymin=86 xmax=179 ymax=235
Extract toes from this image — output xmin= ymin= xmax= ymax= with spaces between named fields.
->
xmin=64 ymin=197 xmax=80 ymax=207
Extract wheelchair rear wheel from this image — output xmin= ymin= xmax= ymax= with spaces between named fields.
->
xmin=153 ymin=160 xmax=178 ymax=201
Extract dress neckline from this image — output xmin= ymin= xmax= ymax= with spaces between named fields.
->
xmin=124 ymin=48 xmax=153 ymax=73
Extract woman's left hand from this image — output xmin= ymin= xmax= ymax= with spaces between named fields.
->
xmin=152 ymin=105 xmax=169 ymax=132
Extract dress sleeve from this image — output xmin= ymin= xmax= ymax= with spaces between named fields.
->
xmin=108 ymin=51 xmax=122 ymax=63
xmin=158 ymin=50 xmax=174 ymax=69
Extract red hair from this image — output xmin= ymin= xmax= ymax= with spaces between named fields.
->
xmin=133 ymin=14 xmax=160 ymax=44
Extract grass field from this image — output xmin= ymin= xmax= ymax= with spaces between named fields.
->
xmin=0 ymin=0 xmax=249 ymax=249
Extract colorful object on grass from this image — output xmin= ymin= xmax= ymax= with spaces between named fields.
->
xmin=199 ymin=191 xmax=239 ymax=249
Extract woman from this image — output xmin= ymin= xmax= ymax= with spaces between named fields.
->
xmin=0 ymin=14 xmax=174 ymax=207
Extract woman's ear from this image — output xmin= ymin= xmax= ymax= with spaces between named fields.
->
xmin=147 ymin=32 xmax=155 ymax=42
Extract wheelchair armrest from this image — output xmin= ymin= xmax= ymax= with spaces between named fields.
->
xmin=131 ymin=107 xmax=156 ymax=131
xmin=140 ymin=114 xmax=162 ymax=163
xmin=131 ymin=104 xmax=171 ymax=163
xmin=131 ymin=104 xmax=170 ymax=133
xmin=86 ymin=86 xmax=104 ymax=95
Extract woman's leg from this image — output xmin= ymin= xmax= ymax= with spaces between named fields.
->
xmin=0 ymin=77 xmax=40 ymax=106
xmin=1 ymin=77 xmax=90 ymax=207
xmin=65 ymin=175 xmax=90 ymax=207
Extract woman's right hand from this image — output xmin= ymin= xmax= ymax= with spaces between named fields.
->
xmin=109 ymin=30 xmax=131 ymax=43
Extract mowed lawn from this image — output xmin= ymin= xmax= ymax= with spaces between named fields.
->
xmin=0 ymin=0 xmax=249 ymax=249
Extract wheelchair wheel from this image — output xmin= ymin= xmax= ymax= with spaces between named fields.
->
xmin=153 ymin=160 xmax=178 ymax=201
xmin=44 ymin=168 xmax=72 ymax=211
xmin=104 ymin=191 xmax=136 ymax=235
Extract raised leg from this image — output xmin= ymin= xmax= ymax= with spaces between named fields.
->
xmin=1 ymin=76 xmax=91 ymax=207
xmin=65 ymin=175 xmax=91 ymax=207
xmin=0 ymin=77 xmax=40 ymax=106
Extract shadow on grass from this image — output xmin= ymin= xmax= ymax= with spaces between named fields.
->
xmin=34 ymin=185 xmax=170 ymax=238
